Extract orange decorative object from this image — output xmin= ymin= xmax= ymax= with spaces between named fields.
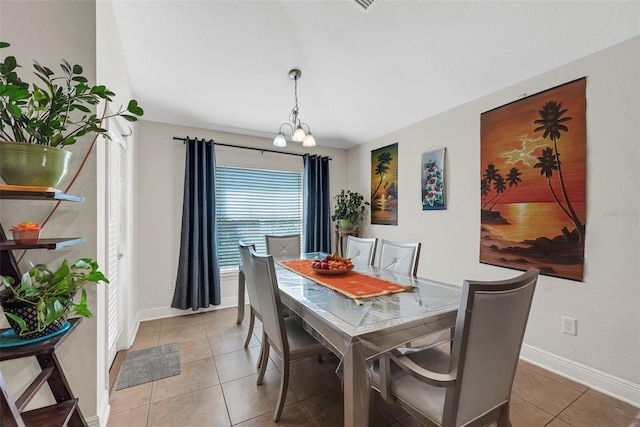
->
xmin=279 ymin=259 xmax=413 ymax=300
xmin=9 ymin=221 xmax=42 ymax=231
xmin=9 ymin=222 xmax=42 ymax=244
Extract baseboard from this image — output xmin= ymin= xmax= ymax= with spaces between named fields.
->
xmin=86 ymin=387 xmax=110 ymax=427
xmin=86 ymin=415 xmax=101 ymax=427
xmin=521 ymin=344 xmax=640 ymax=408
xmin=137 ymin=296 xmax=239 ymax=323
xmin=109 ymin=350 xmax=128 ymax=394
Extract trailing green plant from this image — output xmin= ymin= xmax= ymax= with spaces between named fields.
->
xmin=0 ymin=258 xmax=108 ymax=337
xmin=0 ymin=41 xmax=143 ymax=147
xmin=331 ymin=189 xmax=370 ymax=229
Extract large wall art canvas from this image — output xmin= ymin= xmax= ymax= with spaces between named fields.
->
xmin=422 ymin=147 xmax=446 ymax=210
xmin=371 ymin=142 xmax=398 ymax=225
xmin=480 ymin=78 xmax=586 ymax=281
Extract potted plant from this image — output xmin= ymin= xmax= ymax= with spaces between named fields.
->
xmin=9 ymin=221 xmax=41 ymax=244
xmin=0 ymin=258 xmax=108 ymax=338
xmin=0 ymin=41 xmax=144 ymax=187
xmin=331 ymin=189 xmax=370 ymax=230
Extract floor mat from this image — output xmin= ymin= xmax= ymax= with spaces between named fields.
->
xmin=116 ymin=342 xmax=181 ymax=390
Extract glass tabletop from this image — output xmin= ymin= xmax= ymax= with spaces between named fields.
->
xmin=275 ymin=253 xmax=461 ymax=340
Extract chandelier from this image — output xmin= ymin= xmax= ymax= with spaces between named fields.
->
xmin=273 ymin=69 xmax=316 ymax=148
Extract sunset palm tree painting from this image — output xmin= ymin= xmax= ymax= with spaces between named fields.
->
xmin=371 ymin=143 xmax=398 ymax=225
xmin=480 ymin=78 xmax=586 ymax=281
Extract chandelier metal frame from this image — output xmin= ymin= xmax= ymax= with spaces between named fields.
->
xmin=273 ymin=69 xmax=315 ymax=148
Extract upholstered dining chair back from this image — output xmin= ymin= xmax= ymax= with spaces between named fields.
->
xmin=265 ymin=234 xmax=301 ymax=258
xmin=378 ymin=239 xmax=421 ymax=276
xmin=239 ymin=241 xmax=262 ymax=349
xmin=249 ymin=248 xmax=288 ymax=356
xmin=370 ymin=268 xmax=539 ymax=427
xmin=450 ymin=268 xmax=538 ymax=426
xmin=345 ymin=236 xmax=378 ymax=266
xmin=248 ymin=247 xmax=327 ymax=422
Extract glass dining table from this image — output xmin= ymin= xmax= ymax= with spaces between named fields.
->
xmin=237 ymin=252 xmax=461 ymax=427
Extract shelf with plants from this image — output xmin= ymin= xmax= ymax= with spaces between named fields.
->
xmin=0 ymin=191 xmax=85 ymax=283
xmin=0 ymin=39 xmax=141 ymax=427
xmin=0 ymin=192 xmax=89 ymax=427
xmin=0 ymin=191 xmax=84 ymax=246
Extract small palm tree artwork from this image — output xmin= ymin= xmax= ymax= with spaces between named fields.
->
xmin=370 ymin=143 xmax=398 ymax=225
xmin=372 ymin=150 xmax=393 ymax=201
xmin=479 ymin=78 xmax=586 ymax=281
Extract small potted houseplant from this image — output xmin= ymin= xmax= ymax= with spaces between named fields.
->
xmin=9 ymin=221 xmax=42 ymax=244
xmin=331 ymin=189 xmax=370 ymax=230
xmin=0 ymin=41 xmax=144 ymax=187
xmin=0 ymin=258 xmax=108 ymax=338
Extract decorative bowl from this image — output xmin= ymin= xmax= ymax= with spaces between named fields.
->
xmin=311 ymin=265 xmax=354 ymax=275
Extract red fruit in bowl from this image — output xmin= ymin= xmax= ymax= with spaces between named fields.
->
xmin=320 ymin=262 xmax=329 ymax=269
xmin=323 ymin=255 xmax=332 ymax=262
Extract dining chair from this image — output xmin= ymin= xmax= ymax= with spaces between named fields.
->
xmin=249 ymin=248 xmax=328 ymax=422
xmin=238 ymin=242 xmax=262 ymax=351
xmin=265 ymin=234 xmax=301 ymax=258
xmin=378 ymin=239 xmax=421 ymax=276
xmin=369 ymin=268 xmax=539 ymax=427
xmin=345 ymin=236 xmax=378 ymax=266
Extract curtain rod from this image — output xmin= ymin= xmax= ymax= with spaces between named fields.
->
xmin=172 ymin=137 xmax=331 ymax=160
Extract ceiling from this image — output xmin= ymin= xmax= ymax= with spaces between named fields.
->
xmin=111 ymin=1 xmax=640 ymax=149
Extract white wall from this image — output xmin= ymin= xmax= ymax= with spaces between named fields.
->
xmin=0 ymin=0 xmax=104 ymax=423
xmin=134 ymin=121 xmax=349 ymax=321
xmin=95 ymin=1 xmax=140 ymax=424
xmin=348 ymin=37 xmax=640 ymax=405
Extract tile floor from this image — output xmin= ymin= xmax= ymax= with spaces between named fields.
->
xmin=108 ymin=307 xmax=639 ymax=427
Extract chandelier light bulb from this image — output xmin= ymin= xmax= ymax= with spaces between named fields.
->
xmin=273 ymin=132 xmax=287 ymax=147
xmin=302 ymin=133 xmax=316 ymax=147
xmin=292 ymin=125 xmax=306 ymax=142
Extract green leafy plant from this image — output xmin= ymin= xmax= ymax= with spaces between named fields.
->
xmin=331 ymin=189 xmax=370 ymax=229
xmin=0 ymin=41 xmax=143 ymax=147
xmin=0 ymin=258 xmax=108 ymax=337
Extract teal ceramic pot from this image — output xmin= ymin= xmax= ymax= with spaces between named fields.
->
xmin=0 ymin=142 xmax=71 ymax=188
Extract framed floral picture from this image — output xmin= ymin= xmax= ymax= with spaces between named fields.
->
xmin=422 ymin=147 xmax=446 ymax=210
xmin=480 ymin=78 xmax=586 ymax=281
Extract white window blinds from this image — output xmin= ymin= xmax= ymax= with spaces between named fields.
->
xmin=215 ymin=166 xmax=303 ymax=269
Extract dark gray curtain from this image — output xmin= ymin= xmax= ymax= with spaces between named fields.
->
xmin=172 ymin=137 xmax=221 ymax=310
xmin=303 ymin=154 xmax=331 ymax=253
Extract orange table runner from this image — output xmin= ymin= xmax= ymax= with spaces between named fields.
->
xmin=279 ymin=259 xmax=414 ymax=300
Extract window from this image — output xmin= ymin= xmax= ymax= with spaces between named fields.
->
xmin=216 ymin=166 xmax=303 ymax=269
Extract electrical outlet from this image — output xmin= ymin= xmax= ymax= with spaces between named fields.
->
xmin=562 ymin=316 xmax=577 ymax=335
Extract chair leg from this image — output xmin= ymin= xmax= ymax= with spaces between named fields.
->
xmin=368 ymin=387 xmax=378 ymax=421
xmin=244 ymin=311 xmax=255 ymax=348
xmin=257 ymin=334 xmax=270 ymax=385
xmin=256 ymin=341 xmax=264 ymax=369
xmin=273 ymin=361 xmax=290 ymax=422
xmin=496 ymin=403 xmax=511 ymax=427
